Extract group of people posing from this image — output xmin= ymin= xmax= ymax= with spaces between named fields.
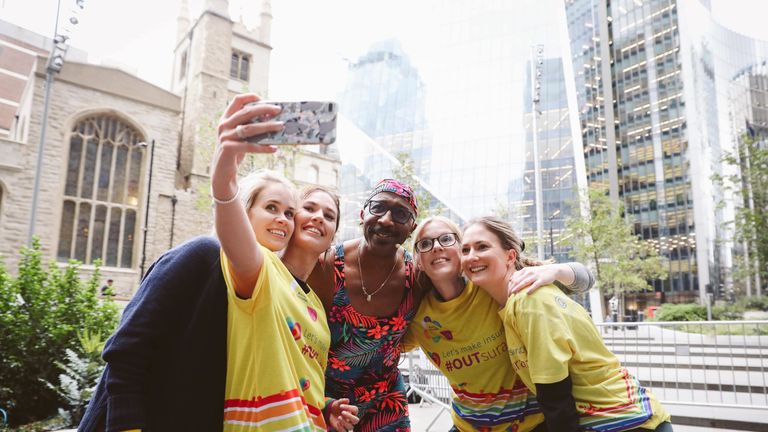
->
xmin=79 ymin=94 xmax=672 ymax=432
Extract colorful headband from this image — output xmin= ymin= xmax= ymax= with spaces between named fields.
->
xmin=365 ymin=178 xmax=418 ymax=217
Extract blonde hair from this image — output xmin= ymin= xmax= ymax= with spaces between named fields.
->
xmin=239 ymin=169 xmax=297 ymax=210
xmin=464 ymin=216 xmax=551 ymax=270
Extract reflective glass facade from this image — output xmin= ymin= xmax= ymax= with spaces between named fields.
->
xmin=332 ymin=0 xmax=768 ymax=305
xmin=517 ymin=57 xmax=580 ymax=262
xmin=336 ymin=0 xmax=584 ymax=257
xmin=564 ymin=0 xmax=768 ymax=305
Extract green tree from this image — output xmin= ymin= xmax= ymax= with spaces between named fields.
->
xmin=713 ymin=133 xmax=768 ymax=297
xmin=0 ymin=238 xmax=119 ymax=426
xmin=562 ymin=188 xmax=667 ymax=320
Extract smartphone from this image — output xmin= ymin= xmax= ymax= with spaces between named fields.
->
xmin=246 ymin=101 xmax=337 ymax=145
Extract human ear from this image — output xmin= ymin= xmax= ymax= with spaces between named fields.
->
xmin=507 ymin=249 xmax=518 ymax=266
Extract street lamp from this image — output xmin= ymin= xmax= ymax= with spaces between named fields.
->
xmin=530 ymin=44 xmax=545 ymax=260
xmin=139 ymin=140 xmax=155 ymax=278
xmin=548 ymin=209 xmax=560 ymax=258
xmin=27 ymin=0 xmax=86 ymax=245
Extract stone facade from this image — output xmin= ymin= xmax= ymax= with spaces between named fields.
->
xmin=0 ymin=60 xmax=181 ymax=296
xmin=0 ymin=0 xmax=341 ymax=298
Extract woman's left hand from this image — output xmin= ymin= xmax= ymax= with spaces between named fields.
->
xmin=327 ymin=398 xmax=359 ymax=431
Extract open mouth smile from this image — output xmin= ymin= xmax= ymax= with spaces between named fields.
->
xmin=468 ymin=265 xmax=487 ymax=273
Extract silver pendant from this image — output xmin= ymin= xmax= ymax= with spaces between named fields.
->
xmin=366 ymin=294 xmax=372 ymax=302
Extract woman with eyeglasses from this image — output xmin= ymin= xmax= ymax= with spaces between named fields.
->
xmin=461 ymin=216 xmax=671 ymax=432
xmin=307 ymin=178 xmax=422 ymax=432
xmin=403 ymin=216 xmax=594 ymax=431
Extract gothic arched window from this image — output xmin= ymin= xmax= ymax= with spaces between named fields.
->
xmin=57 ymin=115 xmax=146 ymax=268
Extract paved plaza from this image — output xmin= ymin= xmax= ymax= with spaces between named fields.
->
xmin=408 ymin=403 xmax=753 ymax=432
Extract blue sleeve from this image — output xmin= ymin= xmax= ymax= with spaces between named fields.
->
xmin=101 ymin=236 xmax=221 ymax=431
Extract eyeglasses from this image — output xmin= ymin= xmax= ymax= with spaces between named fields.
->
xmin=365 ymin=200 xmax=415 ymax=224
xmin=415 ymin=233 xmax=459 ymax=253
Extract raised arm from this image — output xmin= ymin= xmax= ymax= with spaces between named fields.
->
xmin=508 ymin=262 xmax=594 ymax=296
xmin=212 ymin=94 xmax=283 ymax=298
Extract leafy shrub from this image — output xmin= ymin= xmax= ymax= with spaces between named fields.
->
xmin=712 ymin=304 xmax=744 ymax=321
xmin=0 ymin=238 xmax=119 ymax=426
xmin=44 ymin=330 xmax=107 ymax=427
xmin=738 ymin=296 xmax=768 ymax=312
xmin=652 ymin=303 xmax=707 ymax=322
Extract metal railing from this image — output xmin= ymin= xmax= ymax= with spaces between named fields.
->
xmin=403 ymin=320 xmax=768 ymax=429
xmin=596 ymin=320 xmax=768 ymax=409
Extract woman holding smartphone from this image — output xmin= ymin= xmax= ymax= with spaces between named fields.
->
xmin=461 ymin=216 xmax=672 ymax=432
xmin=212 ymin=94 xmax=358 ymax=431
xmin=404 ymin=216 xmax=594 ymax=431
xmin=80 ymin=94 xmax=357 ymax=432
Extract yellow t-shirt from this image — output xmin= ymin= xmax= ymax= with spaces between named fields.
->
xmin=221 ymin=247 xmax=330 ymax=431
xmin=501 ymin=285 xmax=670 ymax=432
xmin=403 ymin=280 xmax=544 ymax=431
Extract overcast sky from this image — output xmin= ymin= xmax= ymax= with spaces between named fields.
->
xmin=2 ymin=0 xmax=767 ymax=98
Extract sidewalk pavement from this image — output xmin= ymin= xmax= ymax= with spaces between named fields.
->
xmin=56 ymin=405 xmax=750 ymax=432
xmin=407 ymin=403 xmax=745 ymax=432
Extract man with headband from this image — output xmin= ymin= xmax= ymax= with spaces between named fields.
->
xmin=309 ymin=179 xmax=420 ymax=431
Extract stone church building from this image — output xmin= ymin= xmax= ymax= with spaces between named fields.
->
xmin=0 ymin=0 xmax=341 ymax=297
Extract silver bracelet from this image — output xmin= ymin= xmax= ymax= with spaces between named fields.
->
xmin=211 ymin=185 xmax=240 ymax=205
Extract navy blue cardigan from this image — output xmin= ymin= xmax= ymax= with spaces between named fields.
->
xmin=79 ymin=236 xmax=228 ymax=432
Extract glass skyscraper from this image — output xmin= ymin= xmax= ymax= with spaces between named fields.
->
xmin=516 ymin=57 xmax=580 ymax=263
xmin=332 ymin=0 xmax=768 ymax=309
xmin=564 ymin=0 xmax=768 ymax=307
xmin=337 ymin=0 xmax=585 ymax=252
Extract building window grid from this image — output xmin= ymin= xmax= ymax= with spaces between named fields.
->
xmin=230 ymin=51 xmax=250 ymax=82
xmin=57 ymin=115 xmax=145 ymax=268
xmin=609 ymin=0 xmax=698 ymax=293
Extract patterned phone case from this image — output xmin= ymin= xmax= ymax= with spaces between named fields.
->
xmin=248 ymin=101 xmax=337 ymax=145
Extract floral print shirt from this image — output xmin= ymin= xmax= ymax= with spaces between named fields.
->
xmin=324 ymin=244 xmax=417 ymax=432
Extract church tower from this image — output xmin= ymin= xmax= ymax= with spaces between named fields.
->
xmin=169 ymin=0 xmax=274 ymax=238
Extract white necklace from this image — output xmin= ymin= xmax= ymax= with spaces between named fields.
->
xmin=357 ymin=240 xmax=400 ymax=302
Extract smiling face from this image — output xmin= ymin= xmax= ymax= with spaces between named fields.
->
xmin=461 ymin=223 xmax=516 ymax=288
xmin=289 ymin=189 xmax=339 ymax=254
xmin=246 ymin=182 xmax=297 ymax=251
xmin=361 ymin=192 xmax=416 ymax=254
xmin=415 ymin=220 xmax=462 ymax=283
